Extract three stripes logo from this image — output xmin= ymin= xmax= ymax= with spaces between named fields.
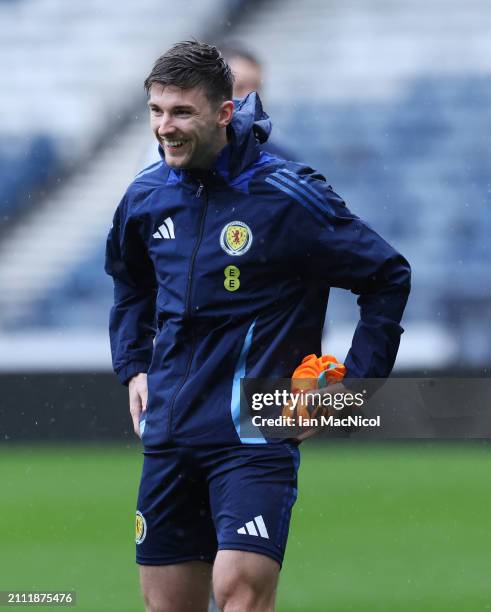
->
xmin=265 ymin=168 xmax=338 ymax=225
xmin=153 ymin=217 xmax=175 ymax=240
xmin=237 ymin=515 xmax=269 ymax=539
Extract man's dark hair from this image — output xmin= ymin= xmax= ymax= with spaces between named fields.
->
xmin=144 ymin=40 xmax=233 ymax=105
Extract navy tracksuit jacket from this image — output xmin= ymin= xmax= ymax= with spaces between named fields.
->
xmin=105 ymin=93 xmax=411 ymax=448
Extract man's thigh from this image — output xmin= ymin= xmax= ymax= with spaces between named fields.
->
xmin=136 ymin=447 xmax=217 ymax=565
xmin=213 ymin=550 xmax=279 ymax=611
xmin=206 ymin=442 xmax=300 ymax=567
xmin=140 ymin=562 xmax=212 ymax=612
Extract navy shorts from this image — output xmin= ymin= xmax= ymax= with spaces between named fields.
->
xmin=135 ymin=442 xmax=300 ymax=567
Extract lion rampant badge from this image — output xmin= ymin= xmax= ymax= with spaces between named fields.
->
xmin=220 ymin=221 xmax=253 ymax=256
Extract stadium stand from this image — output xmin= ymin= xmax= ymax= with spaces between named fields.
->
xmin=0 ymin=137 xmax=59 ymax=228
xmin=0 ymin=0 xmax=490 ymax=369
xmin=0 ymin=0 xmax=231 ymax=325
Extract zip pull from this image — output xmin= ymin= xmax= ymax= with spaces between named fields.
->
xmin=196 ymin=181 xmax=204 ymax=198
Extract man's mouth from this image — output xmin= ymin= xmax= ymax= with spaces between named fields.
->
xmin=163 ymin=139 xmax=188 ymax=150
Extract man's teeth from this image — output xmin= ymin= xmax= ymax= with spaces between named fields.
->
xmin=165 ymin=140 xmax=186 ymax=148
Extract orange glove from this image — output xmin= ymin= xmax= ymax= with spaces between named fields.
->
xmin=291 ymin=354 xmax=346 ymax=393
xmin=282 ymin=354 xmax=346 ymax=420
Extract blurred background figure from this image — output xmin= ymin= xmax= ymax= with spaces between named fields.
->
xmin=220 ymin=41 xmax=263 ymax=99
xmin=220 ymin=40 xmax=297 ymax=160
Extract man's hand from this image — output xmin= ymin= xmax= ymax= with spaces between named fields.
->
xmin=129 ymin=373 xmax=148 ymax=438
xmin=295 ymin=382 xmax=347 ymax=441
xmin=283 ymin=354 xmax=347 ymax=442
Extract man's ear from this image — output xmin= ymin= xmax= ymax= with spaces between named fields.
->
xmin=216 ymin=100 xmax=234 ymax=128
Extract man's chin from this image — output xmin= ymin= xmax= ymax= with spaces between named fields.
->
xmin=164 ymin=155 xmax=189 ymax=170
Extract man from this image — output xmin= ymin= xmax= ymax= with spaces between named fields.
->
xmin=141 ymin=41 xmax=294 ymax=168
xmin=220 ymin=41 xmax=295 ymax=161
xmin=105 ymin=41 xmax=410 ymax=611
xmin=220 ymin=42 xmax=263 ymax=99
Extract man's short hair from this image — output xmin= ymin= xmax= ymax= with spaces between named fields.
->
xmin=144 ymin=40 xmax=233 ymax=106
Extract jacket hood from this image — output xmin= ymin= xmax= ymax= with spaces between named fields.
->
xmin=226 ymin=91 xmax=272 ymax=178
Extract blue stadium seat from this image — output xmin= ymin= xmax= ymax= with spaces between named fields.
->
xmin=0 ymin=136 xmax=60 ymax=224
xmin=15 ymin=76 xmax=491 ymax=351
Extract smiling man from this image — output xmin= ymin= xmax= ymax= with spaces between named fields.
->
xmin=148 ymin=84 xmax=232 ymax=170
xmin=105 ymin=41 xmax=410 ymax=611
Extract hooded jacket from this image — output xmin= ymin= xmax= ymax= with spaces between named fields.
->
xmin=105 ymin=93 xmax=411 ymax=448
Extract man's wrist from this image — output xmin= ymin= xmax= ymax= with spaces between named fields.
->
xmin=117 ymin=361 xmax=150 ymax=386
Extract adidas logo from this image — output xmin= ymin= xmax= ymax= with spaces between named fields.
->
xmin=237 ymin=515 xmax=269 ymax=539
xmin=153 ymin=217 xmax=175 ymax=239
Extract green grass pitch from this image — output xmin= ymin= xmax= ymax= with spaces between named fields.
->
xmin=1 ymin=443 xmax=491 ymax=611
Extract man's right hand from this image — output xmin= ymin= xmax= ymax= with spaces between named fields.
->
xmin=128 ymin=372 xmax=148 ymax=438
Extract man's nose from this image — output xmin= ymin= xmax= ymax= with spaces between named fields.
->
xmin=157 ymin=113 xmax=176 ymax=136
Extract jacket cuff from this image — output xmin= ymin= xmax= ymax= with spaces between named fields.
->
xmin=116 ymin=361 xmax=150 ymax=386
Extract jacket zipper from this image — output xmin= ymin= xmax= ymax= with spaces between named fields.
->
xmin=166 ymin=179 xmax=207 ymax=438
xmin=184 ymin=180 xmax=207 ymax=317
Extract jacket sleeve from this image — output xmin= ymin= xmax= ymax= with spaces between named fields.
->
xmin=105 ymin=196 xmax=157 ymax=385
xmin=299 ymin=173 xmax=411 ymax=378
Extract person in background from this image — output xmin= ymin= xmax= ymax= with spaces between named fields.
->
xmin=220 ymin=42 xmax=263 ymax=99
xmin=220 ymin=41 xmax=296 ymax=161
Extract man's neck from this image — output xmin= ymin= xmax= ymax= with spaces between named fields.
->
xmin=191 ymin=130 xmax=230 ymax=173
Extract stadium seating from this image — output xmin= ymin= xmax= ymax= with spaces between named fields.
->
xmin=0 ymin=0 xmax=225 ymax=227
xmin=0 ymin=136 xmax=59 ymax=227
xmin=17 ymin=75 xmax=491 ymax=340
xmin=1 ymin=0 xmax=490 ymax=368
xmin=18 ymin=246 xmax=112 ymax=329
xmin=0 ymin=0 xmax=230 ymax=327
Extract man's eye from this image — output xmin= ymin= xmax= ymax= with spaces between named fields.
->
xmin=176 ymin=110 xmax=191 ymax=116
xmin=150 ymin=108 xmax=162 ymax=115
